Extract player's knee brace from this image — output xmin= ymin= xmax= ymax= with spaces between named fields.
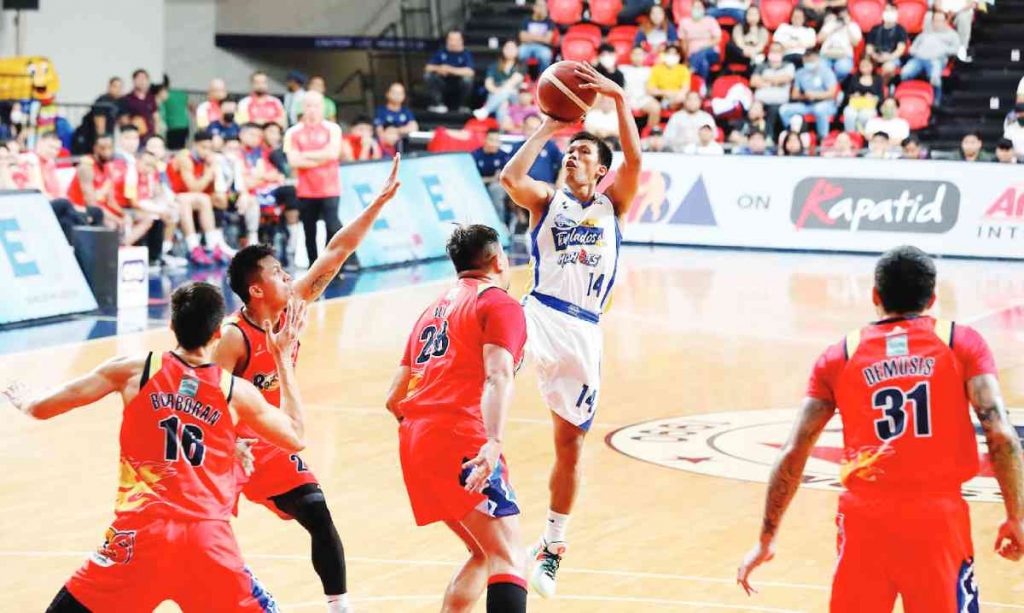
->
xmin=271 ymin=484 xmax=347 ymax=594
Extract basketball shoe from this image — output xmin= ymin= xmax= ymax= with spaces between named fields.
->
xmin=529 ymin=539 xmax=567 ymax=598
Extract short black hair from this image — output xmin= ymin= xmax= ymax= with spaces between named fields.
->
xmin=447 ymin=225 xmax=500 ymax=273
xmin=241 ymin=122 xmax=262 ymax=131
xmin=874 ymin=246 xmax=936 ymax=315
xmin=901 ymin=135 xmax=920 ymax=147
xmin=996 ymin=138 xmax=1014 ymax=150
xmin=228 ymin=244 xmax=277 ymax=304
xmin=108 ymin=76 xmax=122 ymax=85
xmin=194 ymin=130 xmax=213 ymax=143
xmin=598 ymin=43 xmax=615 ymax=54
xmin=352 ymin=114 xmax=372 ymax=126
xmin=748 ymin=129 xmax=767 ymax=139
xmin=170 ymin=282 xmax=226 ymax=350
xmin=872 ymin=131 xmax=890 ymax=140
xmin=143 ymin=133 xmax=165 ymax=146
xmin=569 ymin=131 xmax=613 ymax=169
xmin=963 ymin=130 xmax=983 ymax=141
xmin=132 ymin=69 xmax=149 ymax=79
xmin=486 ymin=128 xmax=501 ymax=136
xmin=120 ymin=125 xmax=139 ymax=135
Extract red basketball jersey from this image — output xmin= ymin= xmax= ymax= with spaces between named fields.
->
xmin=116 ymin=352 xmax=238 ymax=520
xmin=398 ymin=279 xmax=527 ymax=421
xmin=222 ymin=310 xmax=299 ymax=435
xmin=167 ymin=153 xmax=211 ymax=195
xmin=807 ymin=316 xmax=997 ymax=495
xmin=66 ymin=155 xmax=111 ymax=208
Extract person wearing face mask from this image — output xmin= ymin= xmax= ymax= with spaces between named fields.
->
xmin=864 ymin=97 xmax=910 ymax=144
xmin=1002 ymin=102 xmax=1024 ymax=157
xmin=750 ymin=43 xmax=796 ymax=139
xmin=594 ymin=44 xmax=625 ymax=88
xmin=208 ymin=98 xmax=241 ymax=142
xmin=238 ymin=71 xmax=287 ymax=128
xmin=679 ymin=1 xmax=722 ymax=80
xmin=778 ymin=49 xmax=839 ymax=140
xmin=634 ymin=4 xmax=679 ymax=63
xmin=865 ymin=5 xmax=909 ymax=86
xmin=818 ymin=11 xmax=861 ymax=82
xmin=647 ymin=44 xmax=692 ymax=111
xmin=901 ymin=11 xmax=961 ymax=106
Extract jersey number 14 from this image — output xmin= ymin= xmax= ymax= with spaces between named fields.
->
xmin=586 ymin=273 xmax=606 ymax=299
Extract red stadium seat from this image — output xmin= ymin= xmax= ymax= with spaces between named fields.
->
xmin=895 ymin=79 xmax=935 ymax=107
xmin=548 ymin=0 xmax=584 ymax=25
xmin=849 ymin=0 xmax=885 ymax=33
xmin=896 ymin=95 xmax=932 ymax=130
xmin=566 ymin=23 xmax=602 ymax=48
xmin=589 ymin=0 xmax=623 ymax=26
xmin=427 ymin=127 xmax=485 ymax=153
xmin=607 ymin=26 xmax=639 ymax=64
xmin=561 ymin=30 xmax=599 ymax=62
xmin=760 ymin=0 xmax=795 ymax=31
xmin=822 ymin=130 xmax=866 ymax=150
xmin=895 ymin=0 xmax=927 ymax=34
xmin=690 ymin=74 xmax=707 ymax=97
xmin=710 ymin=74 xmax=750 ymax=100
xmin=672 ymin=0 xmax=694 ymax=23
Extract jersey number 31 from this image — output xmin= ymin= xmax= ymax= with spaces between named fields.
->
xmin=872 ymin=382 xmax=931 ymax=441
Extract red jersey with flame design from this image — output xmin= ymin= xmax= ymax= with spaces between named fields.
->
xmin=807 ymin=316 xmax=997 ymax=495
xmin=116 ymin=352 xmax=237 ymax=520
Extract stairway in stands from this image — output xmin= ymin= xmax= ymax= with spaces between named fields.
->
xmin=926 ymin=1 xmax=1024 ymax=153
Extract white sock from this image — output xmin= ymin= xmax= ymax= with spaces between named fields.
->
xmin=247 ymin=231 xmax=259 ymax=244
xmin=326 ymin=593 xmax=350 ymax=612
xmin=185 ymin=233 xmax=200 ymax=250
xmin=205 ymin=229 xmax=225 ymax=248
xmin=543 ymin=510 xmax=570 ymax=544
xmin=287 ymin=223 xmax=301 ymax=249
xmin=162 ymin=240 xmax=173 ymax=255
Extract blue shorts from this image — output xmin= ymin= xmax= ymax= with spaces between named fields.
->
xmin=460 ymin=455 xmax=520 ymax=519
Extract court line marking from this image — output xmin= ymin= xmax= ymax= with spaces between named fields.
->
xmin=3 ymin=550 xmax=1023 ymax=610
xmin=304 ymin=404 xmax=625 ymax=430
xmin=283 ymin=594 xmax=805 ymax=611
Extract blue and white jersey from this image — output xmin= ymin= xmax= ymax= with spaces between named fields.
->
xmin=528 ymin=188 xmax=621 ymax=322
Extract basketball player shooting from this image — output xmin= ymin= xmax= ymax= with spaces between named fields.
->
xmin=736 ymin=246 xmax=1024 ymax=612
xmin=215 ymin=154 xmax=401 ymax=613
xmin=499 ymin=60 xmax=642 ymax=597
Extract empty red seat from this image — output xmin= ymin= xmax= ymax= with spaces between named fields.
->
xmin=589 ymin=0 xmax=623 ymax=26
xmin=710 ymin=74 xmax=750 ymax=99
xmin=548 ymin=0 xmax=584 ymax=25
xmin=561 ymin=33 xmax=598 ymax=62
xmin=895 ymin=79 xmax=935 ymax=107
xmin=427 ymin=127 xmax=485 ymax=153
xmin=897 ymin=96 xmax=931 ymax=130
xmin=566 ymin=23 xmax=602 ymax=47
xmin=822 ymin=130 xmax=866 ymax=150
xmin=849 ymin=0 xmax=885 ymax=32
xmin=895 ymin=0 xmax=927 ymax=34
xmin=672 ymin=0 xmax=694 ymax=23
xmin=760 ymin=0 xmax=795 ymax=30
xmin=607 ymin=26 xmax=639 ymax=64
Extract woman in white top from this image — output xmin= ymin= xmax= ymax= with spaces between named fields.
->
xmin=817 ymin=11 xmax=862 ymax=82
xmin=773 ymin=8 xmax=817 ymax=66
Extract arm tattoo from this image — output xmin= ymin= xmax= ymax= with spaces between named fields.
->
xmin=760 ymin=399 xmax=835 ymax=541
xmin=971 ymin=376 xmax=1024 ymax=518
xmin=308 ymin=274 xmax=332 ymax=295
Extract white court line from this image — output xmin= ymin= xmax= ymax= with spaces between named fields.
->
xmin=284 ymin=594 xmax=804 ymax=612
xmin=305 ymin=404 xmax=625 ymax=430
xmin=3 ymin=550 xmax=1023 ymax=610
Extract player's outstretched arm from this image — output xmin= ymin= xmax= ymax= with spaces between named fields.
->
xmin=462 ymin=344 xmax=516 ymax=493
xmin=294 ymin=154 xmax=402 ymax=303
xmin=2 ymin=355 xmax=144 ymax=420
xmin=737 ymin=396 xmax=835 ymax=595
xmin=499 ymin=116 xmax=564 ymax=218
xmin=384 ymin=365 xmax=411 ymax=423
xmin=968 ymin=374 xmax=1024 ymax=561
xmin=574 ymin=62 xmax=642 ymax=219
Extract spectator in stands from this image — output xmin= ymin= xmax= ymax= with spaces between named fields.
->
xmin=778 ymin=114 xmax=814 ymax=152
xmin=503 ymin=86 xmax=540 ymax=134
xmin=936 ymin=0 xmax=975 ymax=62
xmin=751 ymin=43 xmax=796 ymax=138
xmin=216 ymin=134 xmax=260 ymax=247
xmin=800 ymin=0 xmax=847 ymax=26
xmin=736 ymin=129 xmax=772 ymax=155
xmin=284 ymin=70 xmax=307 ymax=126
xmin=238 ymin=71 xmax=287 ymax=128
xmin=508 ymin=113 xmax=562 ymax=232
xmin=1003 ymin=102 xmax=1024 ymax=157
xmin=647 ymin=44 xmax=692 ymax=111
xmin=93 ymin=77 xmax=122 ymax=134
xmin=843 ymin=58 xmax=884 ymax=134
xmin=866 ymin=5 xmax=909 ymax=85
xmin=622 ymin=46 xmax=662 ymax=128
xmin=24 ymin=133 xmax=102 ymax=241
xmin=641 ymin=124 xmax=666 ymax=152
xmin=818 ymin=11 xmax=861 ymax=82
xmin=901 ymin=135 xmax=927 ymax=159
xmin=664 ymin=91 xmax=716 ymax=152
xmin=779 ymin=49 xmax=839 ymax=140
xmin=901 ymin=12 xmax=961 ymax=106
xmin=343 ymin=116 xmax=383 ymax=161
xmin=956 ymin=130 xmax=992 ymax=161
xmin=472 ymin=129 xmax=513 ymax=225
xmin=583 ymin=95 xmax=621 ymax=148
xmin=635 ymin=4 xmax=680 ymax=62
xmin=307 ymin=76 xmax=337 ymax=121
xmin=120 ymin=69 xmax=160 ymax=136
xmin=135 ymin=149 xmax=188 ymax=268
xmin=207 ymin=98 xmax=241 ymax=141
xmin=167 ymin=131 xmax=227 ymax=265
xmin=375 ymin=82 xmax=419 ymax=143
xmin=196 ymin=78 xmax=228 ymax=131
xmin=779 ymin=130 xmax=806 ymax=156
xmin=66 ymin=135 xmax=117 ymax=227
xmin=824 ymin=131 xmax=858 ymax=157
xmin=251 ymin=122 xmax=301 ymax=259
xmin=159 ymin=76 xmax=191 ymax=150
xmin=995 ymin=138 xmax=1018 ymax=163
xmin=728 ymin=100 xmax=771 ymax=145
xmin=474 ymin=40 xmax=525 ymax=123
xmin=619 ymin=0 xmax=657 ymax=25
xmin=774 ymin=8 xmax=817 ymax=67
xmin=519 ymin=0 xmax=556 ymax=73
xmin=685 ymin=122 xmax=725 ymax=155
xmin=379 ymin=126 xmax=401 ymax=158
xmin=864 ymin=98 xmax=910 ymax=143
xmin=725 ymin=7 xmax=770 ymax=77
xmin=679 ymin=1 xmax=722 ymax=80
xmin=865 ymin=131 xmax=899 ymax=159
xmin=425 ymin=30 xmax=475 ymax=114
xmin=284 ymin=91 xmax=343 ymax=266
xmin=595 ymin=44 xmax=626 ymax=88
xmin=709 ymin=0 xmax=751 ymax=23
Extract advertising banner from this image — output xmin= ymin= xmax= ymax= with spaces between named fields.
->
xmin=337 ymin=153 xmax=510 ymax=268
xmin=601 ymin=153 xmax=1024 ymax=259
xmin=0 ymin=191 xmax=97 ymax=325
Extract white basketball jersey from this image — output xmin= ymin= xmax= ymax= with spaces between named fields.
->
xmin=528 ymin=188 xmax=621 ymax=319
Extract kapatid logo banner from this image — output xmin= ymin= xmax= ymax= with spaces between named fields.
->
xmin=791 ymin=177 xmax=960 ymax=233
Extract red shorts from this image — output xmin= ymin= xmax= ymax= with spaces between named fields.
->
xmin=399 ymin=415 xmax=519 ymax=527
xmin=238 ymin=439 xmax=319 ymax=520
xmin=66 ymin=514 xmax=277 ymax=612
xmin=831 ymin=491 xmax=977 ymax=613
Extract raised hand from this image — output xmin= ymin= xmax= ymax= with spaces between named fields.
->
xmin=574 ymin=61 xmax=625 ymax=99
xmin=265 ymin=298 xmax=308 ymax=365
xmin=372 ymin=153 xmax=402 ymax=207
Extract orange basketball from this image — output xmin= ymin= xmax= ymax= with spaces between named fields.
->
xmin=536 ymin=61 xmax=598 ymax=122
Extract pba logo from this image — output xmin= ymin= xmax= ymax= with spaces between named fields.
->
xmin=791 ymin=177 xmax=959 ymax=233
xmin=606 ymin=409 xmax=1023 ymax=503
xmin=91 ymin=527 xmax=137 ymax=567
xmin=599 ymin=169 xmax=717 ymax=227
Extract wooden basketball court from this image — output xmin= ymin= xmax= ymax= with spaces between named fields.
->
xmin=2 ymin=247 xmax=1023 ymax=612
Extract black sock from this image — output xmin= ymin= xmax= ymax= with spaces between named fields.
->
xmin=271 ymin=484 xmax=347 ymax=595
xmin=46 ymin=586 xmax=90 ymax=613
xmin=486 ymin=578 xmax=527 ymax=613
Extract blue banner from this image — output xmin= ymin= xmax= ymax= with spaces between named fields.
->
xmin=337 ymin=153 xmax=510 ymax=268
xmin=0 ymin=191 xmax=97 ymax=325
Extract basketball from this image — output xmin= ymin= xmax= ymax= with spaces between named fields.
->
xmin=536 ymin=61 xmax=598 ymax=122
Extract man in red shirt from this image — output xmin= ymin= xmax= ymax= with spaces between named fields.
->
xmin=2 ymin=282 xmax=309 ymax=612
xmin=167 ymin=131 xmax=233 ymax=265
xmin=284 ymin=91 xmax=342 ymax=266
xmin=19 ymin=133 xmax=103 ymax=242
xmin=67 ymin=135 xmax=119 ymax=226
xmin=238 ymin=71 xmax=287 ymax=129
xmin=737 ymin=246 xmax=1024 ymax=611
xmin=385 ymin=224 xmax=529 ymax=613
